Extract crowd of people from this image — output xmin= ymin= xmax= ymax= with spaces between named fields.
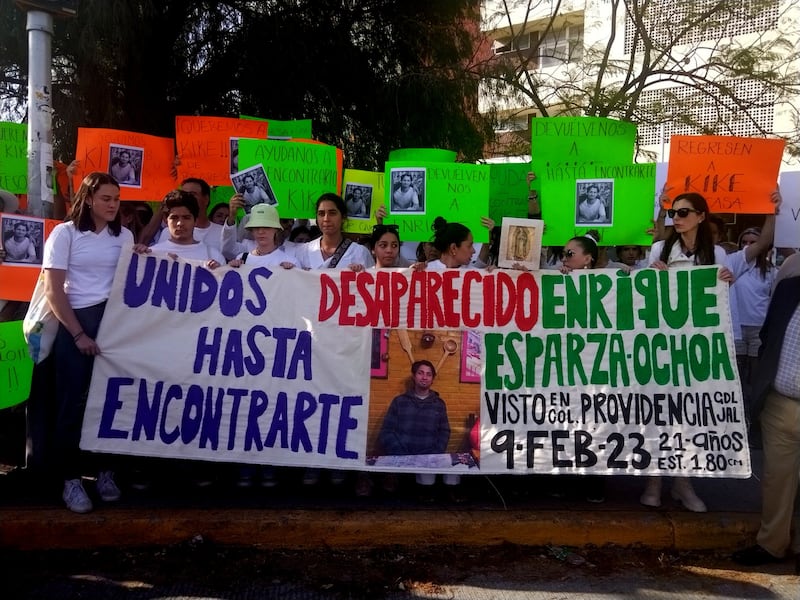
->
xmin=1 ymin=166 xmax=798 ymax=572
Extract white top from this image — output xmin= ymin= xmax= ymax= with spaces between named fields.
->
xmin=725 ymin=249 xmax=776 ymax=334
xmin=296 ymin=237 xmax=374 ymax=269
xmin=43 ymin=222 xmax=134 ymax=309
xmin=647 ymin=240 xmax=727 ymax=268
xmin=155 ymin=221 xmax=223 ymax=252
xmin=221 ymin=221 xmax=255 ymax=260
xmin=239 ymin=247 xmax=299 ymax=268
xmin=426 ymin=259 xmax=482 ymax=271
xmin=150 ymin=239 xmax=226 ymax=264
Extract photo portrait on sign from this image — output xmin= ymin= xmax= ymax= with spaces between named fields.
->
xmin=575 ymin=179 xmax=613 ymax=226
xmin=390 ymin=168 xmax=425 ymax=214
xmin=229 ymin=138 xmax=239 ymax=174
xmin=108 ymin=144 xmax=143 ymax=188
xmin=231 ymin=164 xmax=278 ymax=213
xmin=344 ymin=183 xmax=373 ymax=219
xmin=497 ymin=217 xmax=543 ymax=270
xmin=1 ymin=214 xmax=44 ymax=265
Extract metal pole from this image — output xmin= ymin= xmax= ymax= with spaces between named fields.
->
xmin=25 ymin=10 xmax=54 ymax=218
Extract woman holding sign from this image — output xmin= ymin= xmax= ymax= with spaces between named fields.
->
xmin=43 ymin=172 xmax=134 ymax=514
xmin=642 ymin=192 xmax=739 ymax=512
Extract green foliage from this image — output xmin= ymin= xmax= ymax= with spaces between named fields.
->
xmin=1 ymin=0 xmax=494 ymax=167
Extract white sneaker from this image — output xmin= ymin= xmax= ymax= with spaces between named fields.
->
xmin=63 ymin=479 xmax=93 ymax=514
xmin=639 ymin=477 xmax=662 ymax=507
xmin=96 ymin=471 xmax=122 ymax=502
xmin=671 ymin=479 xmax=707 ymax=513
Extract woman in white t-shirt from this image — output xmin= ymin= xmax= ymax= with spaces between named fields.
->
xmin=641 ymin=192 xmax=734 ymax=514
xmin=426 ymin=216 xmax=495 ymax=270
xmin=724 ymin=193 xmax=780 ymax=418
xmin=43 ymin=171 xmax=134 ymax=514
xmin=295 ymin=193 xmax=373 ymax=271
xmin=229 ymin=203 xmax=298 ymax=269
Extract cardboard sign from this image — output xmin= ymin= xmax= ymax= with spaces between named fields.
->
xmin=241 ymin=115 xmax=312 ymax=140
xmin=75 ymin=128 xmax=176 ymax=200
xmin=776 ymin=171 xmax=800 ymax=248
xmin=383 ymin=161 xmax=491 ymax=243
xmin=540 ymin=162 xmax=656 ymax=246
xmin=488 ymin=162 xmax=530 ymax=224
xmin=0 ymin=217 xmax=60 ymax=301
xmin=0 ymin=320 xmax=33 ymax=409
xmin=531 ymin=117 xmax=637 ymax=172
xmin=175 ymin=116 xmax=268 ymax=187
xmin=237 ymin=138 xmax=340 ymax=218
xmin=342 ymin=169 xmax=385 ymax=234
xmin=666 ymin=136 xmax=785 ymax=213
xmin=0 ymin=122 xmax=28 ymax=194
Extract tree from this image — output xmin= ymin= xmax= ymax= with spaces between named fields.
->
xmin=477 ymin=0 xmax=800 ymax=158
xmin=0 ymin=1 xmax=494 ymax=169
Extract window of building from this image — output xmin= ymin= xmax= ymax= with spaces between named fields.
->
xmin=538 ymin=25 xmax=583 ymax=68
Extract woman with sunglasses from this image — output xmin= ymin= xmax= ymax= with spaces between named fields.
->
xmin=559 ymin=234 xmax=599 ymax=273
xmin=641 ymin=192 xmax=736 ymax=512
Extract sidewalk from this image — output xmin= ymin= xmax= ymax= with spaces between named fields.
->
xmin=0 ymin=452 xmax=767 ymax=553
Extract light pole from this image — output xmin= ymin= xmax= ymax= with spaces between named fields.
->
xmin=16 ymin=1 xmax=78 ymax=218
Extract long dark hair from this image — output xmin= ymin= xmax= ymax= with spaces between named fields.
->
xmin=69 ymin=172 xmax=122 ymax=235
xmin=431 ymin=216 xmax=471 ymax=253
xmin=659 ymin=193 xmax=715 ymax=265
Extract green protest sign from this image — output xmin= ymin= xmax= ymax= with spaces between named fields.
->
xmin=383 ymin=161 xmax=490 ymax=243
xmin=0 ymin=320 xmax=33 ymax=409
xmin=388 ymin=148 xmax=457 ymax=163
xmin=530 ymin=117 xmax=637 ymax=172
xmin=240 ymin=115 xmax=313 ymax=139
xmin=0 ymin=122 xmax=28 ymax=194
xmin=488 ymin=162 xmax=530 ymax=224
xmin=540 ymin=162 xmax=656 ymax=246
xmin=238 ymin=138 xmax=339 ymax=218
xmin=342 ymin=169 xmax=384 ymax=234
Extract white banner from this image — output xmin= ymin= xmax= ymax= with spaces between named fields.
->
xmin=82 ymin=249 xmax=751 ymax=478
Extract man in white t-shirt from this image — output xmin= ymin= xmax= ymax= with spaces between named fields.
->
xmin=138 ymin=190 xmax=225 ymax=267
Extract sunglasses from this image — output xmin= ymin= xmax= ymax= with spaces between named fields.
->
xmin=563 ymin=249 xmax=577 ymax=258
xmin=667 ymin=207 xmax=700 ymax=218
xmin=373 ymin=224 xmax=399 ymax=233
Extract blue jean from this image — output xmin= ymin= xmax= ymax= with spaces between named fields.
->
xmin=52 ymin=301 xmax=107 ymax=480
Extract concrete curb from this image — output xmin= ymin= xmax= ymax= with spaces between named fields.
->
xmin=0 ymin=508 xmax=761 ymax=552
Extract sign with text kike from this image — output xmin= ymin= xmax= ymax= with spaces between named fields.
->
xmin=82 ymin=252 xmax=749 ymax=478
xmin=665 ymin=135 xmax=784 ymax=213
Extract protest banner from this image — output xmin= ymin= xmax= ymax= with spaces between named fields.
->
xmin=237 ymin=138 xmax=340 ymax=218
xmin=488 ymin=162 xmax=530 ymax=224
xmin=383 ymin=161 xmax=491 ymax=243
xmin=82 ymin=252 xmax=749 ymax=478
xmin=540 ymin=162 xmax=656 ymax=246
xmin=776 ymin=171 xmax=800 ymax=248
xmin=75 ymin=128 xmax=176 ymax=200
xmin=241 ymin=115 xmax=312 ymax=140
xmin=0 ymin=122 xmax=27 ymax=194
xmin=342 ymin=169 xmax=384 ymax=234
xmin=0 ymin=320 xmax=33 ymax=409
xmin=0 ymin=218 xmax=59 ymax=301
xmin=665 ymin=135 xmax=785 ymax=213
xmin=175 ymin=116 xmax=268 ymax=187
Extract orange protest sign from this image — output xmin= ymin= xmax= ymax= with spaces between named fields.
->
xmin=74 ymin=128 xmax=176 ymax=201
xmin=0 ymin=217 xmax=59 ymax=301
xmin=666 ymin=135 xmax=785 ymax=213
xmin=175 ymin=116 xmax=268 ymax=186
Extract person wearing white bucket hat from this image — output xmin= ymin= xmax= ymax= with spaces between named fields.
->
xmin=228 ymin=203 xmax=298 ymax=270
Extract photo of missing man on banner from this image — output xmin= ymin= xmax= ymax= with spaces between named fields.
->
xmin=108 ymin=144 xmax=144 ymax=188
xmin=0 ymin=214 xmax=44 ymax=265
